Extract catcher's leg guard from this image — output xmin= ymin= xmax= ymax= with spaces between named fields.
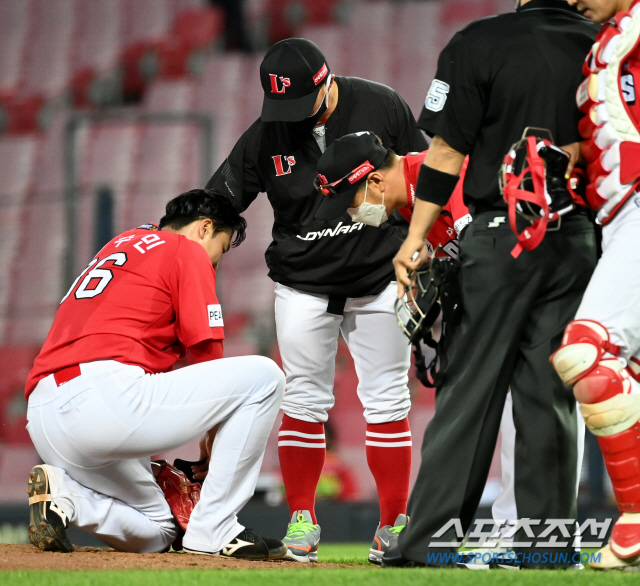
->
xmin=551 ymin=320 xmax=622 ymax=390
xmin=629 ymin=357 xmax=640 ymax=382
xmin=598 ymin=425 xmax=640 ymax=559
xmin=577 ymin=376 xmax=640 ymax=559
xmin=552 ymin=320 xmax=640 ymax=558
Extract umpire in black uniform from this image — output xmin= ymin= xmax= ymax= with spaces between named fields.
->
xmin=387 ymin=0 xmax=599 ymax=569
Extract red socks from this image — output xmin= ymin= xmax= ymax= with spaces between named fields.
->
xmin=278 ymin=414 xmax=325 ymax=524
xmin=366 ymin=418 xmax=412 ymax=527
xmin=279 ymin=415 xmax=411 ymax=528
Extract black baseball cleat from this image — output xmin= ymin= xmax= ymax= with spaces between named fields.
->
xmin=26 ymin=465 xmax=74 ymax=553
xmin=185 ymin=528 xmax=287 ymax=560
xmin=381 ymin=546 xmax=425 ymax=567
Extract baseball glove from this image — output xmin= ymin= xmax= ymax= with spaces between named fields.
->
xmin=153 ymin=460 xmax=201 ymax=531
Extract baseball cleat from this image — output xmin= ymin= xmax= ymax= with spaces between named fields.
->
xmin=26 ymin=465 xmax=74 ymax=553
xmin=282 ymin=510 xmax=320 ymax=562
xmin=184 ymin=528 xmax=287 ymax=560
xmin=589 ymin=543 xmax=640 ymax=571
xmin=609 ymin=513 xmax=640 ymax=559
xmin=369 ymin=514 xmax=407 ymax=565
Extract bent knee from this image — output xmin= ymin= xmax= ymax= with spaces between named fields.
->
xmin=580 ymin=393 xmax=640 ymax=436
xmin=248 ymin=355 xmax=286 ymax=398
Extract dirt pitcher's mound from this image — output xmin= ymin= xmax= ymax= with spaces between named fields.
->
xmin=0 ymin=544 xmax=364 ymax=571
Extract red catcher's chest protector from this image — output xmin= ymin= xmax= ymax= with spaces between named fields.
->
xmin=577 ymin=3 xmax=640 ymax=224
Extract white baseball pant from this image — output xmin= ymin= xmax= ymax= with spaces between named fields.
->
xmin=274 ymin=282 xmax=411 ymax=424
xmin=26 ymin=357 xmax=285 ymax=553
xmin=574 ymin=196 xmax=640 ymax=370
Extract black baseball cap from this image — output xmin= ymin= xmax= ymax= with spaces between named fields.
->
xmin=315 ymin=132 xmax=389 ymax=221
xmin=260 ymin=38 xmax=330 ymax=123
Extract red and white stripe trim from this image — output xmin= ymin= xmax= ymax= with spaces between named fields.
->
xmin=365 ymin=430 xmax=412 ymax=448
xmin=278 ymin=430 xmax=326 ymax=449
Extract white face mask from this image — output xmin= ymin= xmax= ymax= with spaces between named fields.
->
xmin=308 ymin=75 xmax=332 ymax=119
xmin=347 ymin=181 xmax=388 ymax=226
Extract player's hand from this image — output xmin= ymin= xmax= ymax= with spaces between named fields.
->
xmin=560 ymin=141 xmax=582 ymax=178
xmin=192 ymin=424 xmax=219 ymax=481
xmin=394 ymin=235 xmax=426 ymax=298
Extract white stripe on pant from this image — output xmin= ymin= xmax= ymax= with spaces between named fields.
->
xmin=27 ymin=357 xmax=285 ymax=553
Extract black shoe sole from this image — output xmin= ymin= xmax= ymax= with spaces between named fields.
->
xmin=185 ymin=543 xmax=288 ymax=561
xmin=27 ymin=466 xmax=74 ymax=553
xmin=220 ymin=543 xmax=288 ymax=560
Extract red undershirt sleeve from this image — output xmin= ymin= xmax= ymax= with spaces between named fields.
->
xmin=187 ymin=339 xmax=224 ymax=364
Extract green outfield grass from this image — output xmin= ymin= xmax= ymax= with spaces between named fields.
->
xmin=4 ymin=544 xmax=640 ymax=586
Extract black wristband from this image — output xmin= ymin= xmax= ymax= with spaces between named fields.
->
xmin=415 ymin=165 xmax=460 ymax=207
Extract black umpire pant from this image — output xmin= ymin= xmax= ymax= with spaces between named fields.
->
xmin=398 ymin=210 xmax=597 ymax=569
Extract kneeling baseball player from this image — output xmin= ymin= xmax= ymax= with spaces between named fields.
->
xmin=24 ymin=189 xmax=287 ymax=559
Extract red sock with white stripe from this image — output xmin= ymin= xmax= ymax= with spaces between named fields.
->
xmin=366 ymin=417 xmax=412 ymax=528
xmin=278 ymin=414 xmax=325 ymax=524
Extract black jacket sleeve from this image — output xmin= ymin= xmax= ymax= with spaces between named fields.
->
xmin=205 ymin=124 xmax=264 ymax=212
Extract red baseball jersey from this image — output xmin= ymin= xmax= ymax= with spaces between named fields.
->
xmin=399 ymin=152 xmax=471 ymax=258
xmin=26 ymin=226 xmax=224 ymax=397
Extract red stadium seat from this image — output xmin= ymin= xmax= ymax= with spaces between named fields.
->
xmin=69 ymin=0 xmax=124 ymax=107
xmin=70 ymin=69 xmax=98 ymax=108
xmin=150 ymin=37 xmax=193 ymax=79
xmin=0 ymin=0 xmax=30 ymax=98
xmin=0 ymin=346 xmax=40 ymax=444
xmin=121 ymin=0 xmax=174 ymax=48
xmin=121 ymin=41 xmax=156 ymax=102
xmin=303 ymin=0 xmax=339 ymax=25
xmin=6 ymin=114 xmax=65 ymax=344
xmin=267 ymin=0 xmax=340 ymax=43
xmin=173 ymin=7 xmax=225 ymax=51
xmin=0 ymin=95 xmax=48 ymax=135
xmin=19 ymin=0 xmax=75 ymax=99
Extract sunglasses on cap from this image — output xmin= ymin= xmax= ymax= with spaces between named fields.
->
xmin=314 ymin=160 xmax=378 ymax=196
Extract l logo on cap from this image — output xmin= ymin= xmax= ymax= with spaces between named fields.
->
xmin=269 ymin=74 xmax=291 ymax=94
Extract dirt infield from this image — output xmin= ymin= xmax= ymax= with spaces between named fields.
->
xmin=0 ymin=544 xmax=364 ymax=571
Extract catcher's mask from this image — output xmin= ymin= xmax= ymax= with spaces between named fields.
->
xmin=395 ymin=260 xmax=440 ymax=346
xmin=395 ymin=253 xmax=461 ymax=388
xmin=499 ymin=128 xmax=584 ymax=258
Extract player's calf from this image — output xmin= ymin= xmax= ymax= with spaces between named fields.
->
xmin=552 ymin=319 xmax=640 ymax=560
